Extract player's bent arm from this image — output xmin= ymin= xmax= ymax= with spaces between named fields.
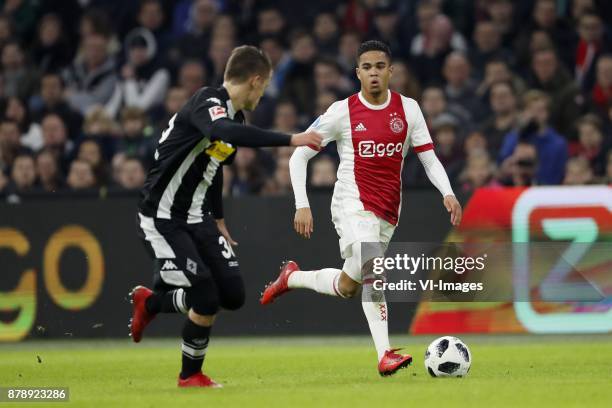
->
xmin=289 ymin=146 xmax=319 ymax=209
xmin=286 ymin=99 xmax=344 ymax=237
xmin=416 ymin=150 xmax=454 ymax=197
xmin=288 ymin=100 xmax=344 ymax=207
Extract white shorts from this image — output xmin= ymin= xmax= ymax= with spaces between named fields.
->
xmin=330 ymin=204 xmax=395 ymax=283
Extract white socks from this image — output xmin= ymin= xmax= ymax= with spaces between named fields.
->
xmin=288 ymin=267 xmax=391 ymax=361
xmin=362 ymin=280 xmax=391 ymax=361
xmin=288 ymin=268 xmax=344 ymax=296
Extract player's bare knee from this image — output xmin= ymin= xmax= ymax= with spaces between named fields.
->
xmin=338 ymin=272 xmax=361 ymax=298
xmin=340 ymin=285 xmax=360 ymax=298
xmin=188 ymin=309 xmax=216 ymax=326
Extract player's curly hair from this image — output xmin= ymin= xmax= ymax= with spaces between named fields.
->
xmin=357 ymin=40 xmax=392 ymax=61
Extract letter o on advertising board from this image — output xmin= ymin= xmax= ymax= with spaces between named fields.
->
xmin=43 ymin=225 xmax=104 ymax=310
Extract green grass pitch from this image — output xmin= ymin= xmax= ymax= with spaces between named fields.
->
xmin=1 ymin=335 xmax=611 ymax=407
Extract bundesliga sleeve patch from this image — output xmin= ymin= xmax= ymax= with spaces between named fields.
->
xmin=208 ymin=105 xmax=227 ymax=121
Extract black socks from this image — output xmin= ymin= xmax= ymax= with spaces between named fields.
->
xmin=145 ymin=289 xmax=189 ymax=314
xmin=180 ymin=318 xmax=211 ymax=379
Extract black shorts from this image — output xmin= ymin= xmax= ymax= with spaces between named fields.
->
xmin=137 ymin=213 xmax=240 ymax=291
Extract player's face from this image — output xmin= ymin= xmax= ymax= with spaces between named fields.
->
xmin=244 ymin=72 xmax=272 ymax=111
xmin=356 ymin=51 xmax=393 ymax=97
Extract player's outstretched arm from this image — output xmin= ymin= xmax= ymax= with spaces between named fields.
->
xmin=211 ymin=119 xmax=322 ymax=148
xmin=189 ymin=92 xmax=322 ymax=148
xmin=417 ymin=150 xmax=462 ymax=226
xmin=289 ymin=146 xmax=319 ymax=238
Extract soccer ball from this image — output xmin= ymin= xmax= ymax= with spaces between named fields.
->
xmin=424 ymin=336 xmax=471 ymax=377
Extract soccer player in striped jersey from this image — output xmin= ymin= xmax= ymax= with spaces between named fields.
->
xmin=260 ymin=41 xmax=462 ymax=376
xmin=128 ymin=46 xmax=322 ymax=388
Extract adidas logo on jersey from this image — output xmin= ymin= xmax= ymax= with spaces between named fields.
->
xmin=354 ymin=122 xmax=367 ymax=131
xmin=161 ymin=260 xmax=178 ymax=270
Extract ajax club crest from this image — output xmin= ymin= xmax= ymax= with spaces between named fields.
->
xmin=389 ymin=112 xmax=405 ymax=134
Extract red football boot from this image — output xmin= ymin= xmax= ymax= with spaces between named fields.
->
xmin=260 ymin=261 xmax=300 ymax=305
xmin=378 ymin=348 xmax=413 ymax=376
xmin=128 ymin=285 xmax=155 ymax=343
xmin=177 ymin=372 xmax=222 ymax=388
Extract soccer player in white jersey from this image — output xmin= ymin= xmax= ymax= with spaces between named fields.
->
xmin=260 ymin=40 xmax=462 ymax=376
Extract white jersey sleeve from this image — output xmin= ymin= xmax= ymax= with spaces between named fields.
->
xmin=306 ymin=101 xmax=344 ymax=149
xmin=417 ymin=150 xmax=455 ymax=196
xmin=290 ymin=101 xmax=344 ymax=208
xmin=401 ymin=96 xmax=434 ymax=151
xmin=401 ymin=96 xmax=454 ymax=197
xmin=289 ymin=146 xmax=317 ymax=208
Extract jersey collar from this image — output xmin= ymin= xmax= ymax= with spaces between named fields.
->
xmin=226 ymin=99 xmax=236 ymax=120
xmin=358 ymin=89 xmax=391 ymax=110
xmin=219 ymin=86 xmax=237 ymax=119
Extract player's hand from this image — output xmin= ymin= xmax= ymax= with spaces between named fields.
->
xmin=290 ymin=131 xmax=322 ymax=148
xmin=294 ymin=207 xmax=314 ymax=239
xmin=443 ymin=195 xmax=462 ymax=226
xmin=216 ymin=218 xmax=238 ymax=246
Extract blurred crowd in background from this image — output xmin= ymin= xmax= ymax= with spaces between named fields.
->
xmin=0 ymin=0 xmax=611 ymax=202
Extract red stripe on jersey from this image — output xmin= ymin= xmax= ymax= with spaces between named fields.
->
xmin=348 ymin=91 xmax=408 ymax=225
xmin=307 ymin=144 xmax=321 ymax=151
xmin=413 ymin=143 xmax=434 ymax=153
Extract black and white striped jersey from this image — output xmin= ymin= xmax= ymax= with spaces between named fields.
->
xmin=139 ymin=86 xmax=242 ymax=223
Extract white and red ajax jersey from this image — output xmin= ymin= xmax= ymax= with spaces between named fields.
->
xmin=308 ymin=90 xmax=433 ymax=226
